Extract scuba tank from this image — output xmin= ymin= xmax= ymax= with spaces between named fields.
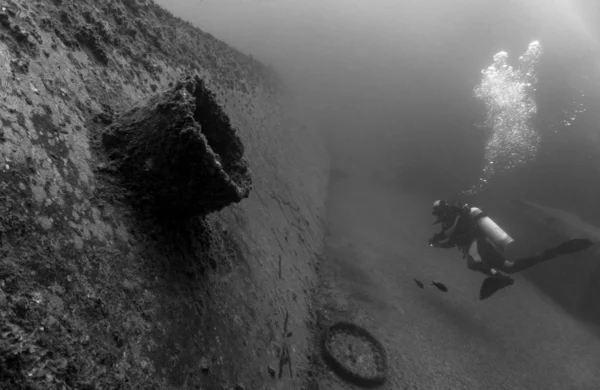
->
xmin=469 ymin=207 xmax=514 ymax=249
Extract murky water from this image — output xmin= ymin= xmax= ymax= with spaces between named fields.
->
xmin=157 ymin=0 xmax=600 ymax=388
xmin=157 ymin=0 xmax=600 ymax=198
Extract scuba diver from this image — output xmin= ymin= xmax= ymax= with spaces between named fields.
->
xmin=428 ymin=199 xmax=593 ymax=281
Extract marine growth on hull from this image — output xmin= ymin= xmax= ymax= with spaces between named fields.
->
xmin=100 ymin=75 xmax=253 ymax=218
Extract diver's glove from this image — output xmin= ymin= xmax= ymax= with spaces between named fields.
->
xmin=428 ymin=233 xmax=444 ymax=247
xmin=429 ymin=232 xmax=454 ymax=248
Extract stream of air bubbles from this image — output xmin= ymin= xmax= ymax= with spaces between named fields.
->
xmin=463 ymin=40 xmax=543 ymax=196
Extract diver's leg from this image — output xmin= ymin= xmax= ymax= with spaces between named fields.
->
xmin=500 ymin=238 xmax=593 ymax=274
xmin=502 ymin=259 xmax=516 ymax=269
xmin=466 ymin=240 xmax=509 ymax=277
xmin=500 ymin=252 xmax=555 ymax=274
xmin=466 ymin=240 xmax=482 ymax=271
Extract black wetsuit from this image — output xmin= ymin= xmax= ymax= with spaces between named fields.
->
xmin=434 ymin=207 xmax=589 ymax=276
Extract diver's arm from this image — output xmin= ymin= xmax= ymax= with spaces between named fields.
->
xmin=439 ymin=215 xmax=460 ymax=244
xmin=429 ymin=232 xmax=453 ymax=248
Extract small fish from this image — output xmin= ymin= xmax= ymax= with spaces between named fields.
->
xmin=431 ymin=281 xmax=448 ymax=292
xmin=413 ymin=278 xmax=425 ymax=289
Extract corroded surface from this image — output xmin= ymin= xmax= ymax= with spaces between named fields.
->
xmin=0 ymin=0 xmax=329 ymax=389
xmin=101 ymin=74 xmax=252 ymax=217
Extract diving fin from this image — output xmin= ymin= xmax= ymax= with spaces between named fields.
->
xmin=542 ymin=238 xmax=593 ymax=258
xmin=479 ymin=276 xmax=515 ymax=300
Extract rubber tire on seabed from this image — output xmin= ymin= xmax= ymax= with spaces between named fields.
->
xmin=321 ymin=321 xmax=388 ymax=388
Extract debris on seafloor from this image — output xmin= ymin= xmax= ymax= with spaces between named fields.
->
xmin=199 ymin=356 xmax=210 ymax=373
xmin=321 ymin=321 xmax=388 ymax=387
xmin=277 ymin=309 xmax=293 ymax=379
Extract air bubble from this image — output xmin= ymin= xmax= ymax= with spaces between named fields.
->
xmin=462 ymin=41 xmax=543 ymax=195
